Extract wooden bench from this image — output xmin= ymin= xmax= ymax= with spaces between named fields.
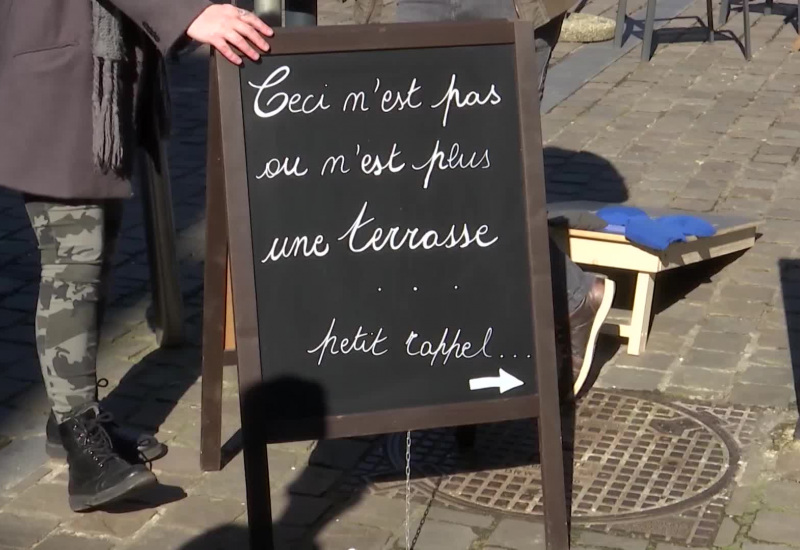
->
xmin=549 ymin=202 xmax=759 ymax=355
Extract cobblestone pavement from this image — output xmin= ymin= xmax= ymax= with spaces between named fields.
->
xmin=3 ymin=0 xmax=800 ymax=549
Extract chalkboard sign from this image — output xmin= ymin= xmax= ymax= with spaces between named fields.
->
xmin=210 ymin=20 xmax=569 ymax=550
xmin=217 ymin=20 xmax=560 ymax=442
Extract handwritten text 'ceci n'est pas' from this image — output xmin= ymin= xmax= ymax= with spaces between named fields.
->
xmin=248 ymin=66 xmax=502 ymax=127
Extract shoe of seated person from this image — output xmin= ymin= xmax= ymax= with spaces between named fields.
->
xmin=567 ymin=275 xmax=616 ymax=399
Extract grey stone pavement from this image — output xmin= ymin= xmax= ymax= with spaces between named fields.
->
xmin=4 ymin=0 xmax=800 ymax=549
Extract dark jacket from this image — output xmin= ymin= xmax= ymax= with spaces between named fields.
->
xmin=0 ymin=0 xmax=210 ymax=200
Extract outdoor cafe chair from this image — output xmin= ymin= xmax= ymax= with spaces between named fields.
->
xmin=615 ymin=0 xmax=753 ymax=61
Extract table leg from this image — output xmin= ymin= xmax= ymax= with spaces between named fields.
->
xmin=628 ymin=272 xmax=656 ymax=355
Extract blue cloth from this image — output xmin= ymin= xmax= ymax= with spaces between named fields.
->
xmin=596 ymin=207 xmax=717 ymax=250
xmin=595 ymin=206 xmax=648 ymax=226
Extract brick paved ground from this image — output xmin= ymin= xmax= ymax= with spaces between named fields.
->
xmin=3 ymin=0 xmax=800 ymax=548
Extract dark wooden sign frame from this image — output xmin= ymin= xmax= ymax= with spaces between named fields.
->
xmin=202 ymin=20 xmax=569 ymax=550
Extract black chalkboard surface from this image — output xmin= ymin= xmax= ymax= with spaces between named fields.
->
xmin=218 ymin=20 xmax=560 ymax=443
xmin=212 ymin=20 xmax=569 ymax=550
xmin=239 ymin=43 xmax=538 ymax=420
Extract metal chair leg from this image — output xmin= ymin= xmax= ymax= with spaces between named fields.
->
xmin=641 ymin=0 xmax=657 ymax=61
xmin=718 ymin=0 xmax=731 ymax=27
xmin=707 ymin=0 xmax=715 ymax=42
xmin=765 ymin=0 xmax=773 ymax=15
xmin=744 ymin=0 xmax=752 ymax=59
xmin=615 ymin=0 xmax=629 ymax=46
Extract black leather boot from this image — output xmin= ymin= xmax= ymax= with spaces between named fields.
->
xmin=59 ymin=407 xmax=158 ymax=512
xmin=47 ymin=410 xmax=167 ymax=463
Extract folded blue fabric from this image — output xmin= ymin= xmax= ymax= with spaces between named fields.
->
xmin=625 ymin=217 xmax=687 ymax=250
xmin=657 ymin=215 xmax=716 ymax=238
xmin=595 ymin=208 xmax=718 ymax=250
xmin=596 ymin=206 xmax=649 ymax=226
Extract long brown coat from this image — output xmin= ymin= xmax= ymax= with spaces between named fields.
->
xmin=0 ymin=0 xmax=210 ymax=200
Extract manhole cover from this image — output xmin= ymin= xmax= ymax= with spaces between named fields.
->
xmin=340 ymin=391 xmax=749 ymax=546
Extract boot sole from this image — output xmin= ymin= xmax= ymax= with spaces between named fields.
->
xmin=69 ymin=470 xmax=157 ymax=512
xmin=573 ymin=277 xmax=616 ymax=398
xmin=47 ymin=441 xmax=168 ymax=463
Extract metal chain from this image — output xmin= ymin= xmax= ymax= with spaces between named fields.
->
xmin=405 ymin=430 xmax=412 ymax=550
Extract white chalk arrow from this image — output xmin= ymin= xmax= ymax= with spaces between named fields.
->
xmin=469 ymin=369 xmax=524 ymax=394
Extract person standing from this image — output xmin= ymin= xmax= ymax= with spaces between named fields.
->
xmin=0 ymin=0 xmax=272 ymax=512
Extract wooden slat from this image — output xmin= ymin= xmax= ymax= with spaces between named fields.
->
xmin=567 ymin=236 xmax=664 ymax=273
xmin=224 ymin=258 xmax=236 ymax=351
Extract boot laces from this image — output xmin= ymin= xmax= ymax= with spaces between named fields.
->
xmin=77 ymin=412 xmax=117 ymax=466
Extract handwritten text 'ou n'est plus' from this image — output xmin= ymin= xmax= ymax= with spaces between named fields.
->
xmin=307 ymin=317 xmax=493 ymax=367
xmin=255 ymin=140 xmax=491 ymax=190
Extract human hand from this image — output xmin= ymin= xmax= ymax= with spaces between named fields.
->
xmin=186 ymin=4 xmax=274 ymax=65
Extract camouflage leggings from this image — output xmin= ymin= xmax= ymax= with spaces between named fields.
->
xmin=25 ymin=197 xmax=123 ymax=423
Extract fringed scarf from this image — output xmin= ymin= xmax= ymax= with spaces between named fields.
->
xmin=91 ymin=0 xmax=132 ymax=175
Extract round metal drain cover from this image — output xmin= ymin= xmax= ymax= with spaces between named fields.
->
xmin=377 ymin=391 xmax=739 ymax=522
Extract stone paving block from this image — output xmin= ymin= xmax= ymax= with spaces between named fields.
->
xmin=714 ymin=517 xmax=739 ymax=547
xmin=151 ymin=444 xmax=204 ymax=477
xmin=159 ymin=494 xmax=245 ymax=531
xmin=271 ymin=493 xmax=335 ymax=528
xmin=7 ymin=465 xmax=51 ymax=496
xmin=268 ymin=448 xmax=306 ymax=487
xmin=66 ymin=507 xmax=157 ymax=538
xmin=487 ymin=519 xmax=545 ymax=550
xmin=280 ymin=465 xmax=340 ymax=497
xmin=668 ymin=366 xmax=735 ymax=393
xmin=678 ymin=349 xmax=741 ymax=371
xmin=776 ymin=443 xmax=800 ymax=482
xmin=308 ymin=439 xmax=371 ymax=470
xmin=427 ymin=506 xmax=495 ymax=529
xmin=692 ymin=331 xmax=752 ymax=354
xmin=331 ymin=494 xmax=422 ymax=532
xmin=758 ymin=329 xmax=790 ymax=350
xmin=649 ymin=315 xmax=696 ymax=338
xmin=596 ymin=366 xmax=666 ymax=391
xmin=193 ymin=457 xmax=247 ymax=502
xmin=170 ymin=416 xmax=202 ymax=450
xmin=407 ymin=520 xmax=478 ymax=550
xmin=700 ymin=315 xmax=759 ymax=335
xmin=316 ymin=521 xmax=392 ymax=550
xmin=740 ymin=366 xmax=793 ymax=386
xmin=0 ymin=512 xmax=58 ymax=548
xmin=707 ymin=298 xmax=767 ymax=318
xmin=34 ymin=533 xmax=113 ymax=550
xmin=613 ymin=352 xmax=675 ymax=371
xmin=730 ymin=383 xmax=795 ymax=407
xmin=742 ymin=543 xmax=797 ymax=550
xmin=577 ymin=531 xmax=648 ymax=550
xmin=10 ymin=482 xmax=74 ymax=519
xmin=760 ymin=480 xmax=800 ymax=512
xmin=749 ymin=510 xmax=800 ymax=545
xmin=0 ymin=434 xmax=48 ymax=492
xmin=748 ymin=348 xmax=792 ymax=367
xmin=120 ymin=525 xmax=198 ymax=550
